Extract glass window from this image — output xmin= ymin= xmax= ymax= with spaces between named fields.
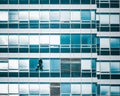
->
xmin=43 ymin=59 xmax=50 ymax=71
xmin=9 ymin=84 xmax=18 ymax=93
xmin=40 ymin=35 xmax=49 ymax=45
xmin=82 ymin=84 xmax=92 ymax=94
xmin=30 ymin=35 xmax=39 ymax=45
xmin=9 ymin=11 xmax=18 ymax=22
xmin=0 ymin=11 xmax=8 ymax=21
xmin=71 ymin=11 xmax=80 ymax=21
xmin=81 ymin=59 xmax=91 ymax=70
xmin=71 ymin=34 xmax=80 ymax=44
xmin=110 ymin=15 xmax=119 ymax=24
xmin=60 ymin=35 xmax=70 ymax=44
xmin=110 ymin=38 xmax=120 ymax=48
xmin=50 ymin=35 xmax=60 ymax=45
xmin=100 ymin=62 xmax=110 ymax=72
xmin=81 ymin=10 xmax=91 ymax=20
xmin=0 ymin=35 xmax=8 ymax=45
xmin=100 ymin=14 xmax=109 ymax=24
xmin=110 ymin=62 xmax=119 ymax=72
xmin=50 ymin=11 xmax=59 ymax=22
xmin=50 ymin=59 xmax=60 ymax=72
xmin=19 ymin=11 xmax=29 ymax=21
xmin=0 ymin=84 xmax=8 ymax=94
xmin=100 ymin=86 xmax=110 ymax=95
xmin=9 ymin=59 xmax=18 ymax=71
xmin=0 ymin=60 xmax=8 ymax=70
xmin=82 ymin=35 xmax=91 ymax=44
xmin=71 ymin=84 xmax=81 ymax=94
xmin=40 ymin=11 xmax=49 ymax=22
xmin=111 ymin=86 xmax=120 ymax=95
xmin=19 ymin=84 xmax=29 ymax=94
xmin=30 ymin=84 xmax=39 ymax=94
xmin=91 ymin=11 xmax=95 ymax=20
xmin=30 ymin=11 xmax=39 ymax=21
xmin=19 ymin=35 xmax=29 ymax=45
xmin=61 ymin=83 xmax=70 ymax=93
xmin=9 ymin=35 xmax=18 ymax=45
xmin=40 ymin=84 xmax=50 ymax=94
xmin=19 ymin=59 xmax=29 ymax=71
xmin=100 ymin=38 xmax=110 ymax=48
xmin=60 ymin=11 xmax=70 ymax=22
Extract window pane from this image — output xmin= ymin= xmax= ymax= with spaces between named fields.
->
xmin=111 ymin=86 xmax=120 ymax=95
xmin=71 ymin=11 xmax=80 ymax=21
xmin=71 ymin=34 xmax=80 ymax=44
xmin=9 ymin=11 xmax=18 ymax=22
xmin=30 ymin=35 xmax=39 ymax=45
xmin=30 ymin=84 xmax=39 ymax=94
xmin=61 ymin=83 xmax=70 ymax=93
xmin=9 ymin=35 xmax=18 ymax=45
xmin=81 ymin=11 xmax=91 ymax=20
xmin=71 ymin=84 xmax=81 ymax=94
xmin=9 ymin=84 xmax=18 ymax=93
xmin=60 ymin=11 xmax=70 ymax=22
xmin=0 ymin=61 xmax=8 ymax=70
xmin=100 ymin=14 xmax=109 ymax=24
xmin=50 ymin=59 xmax=60 ymax=72
xmin=40 ymin=35 xmax=49 ymax=45
xmin=100 ymin=86 xmax=109 ymax=95
xmin=100 ymin=38 xmax=110 ymax=48
xmin=81 ymin=59 xmax=91 ymax=70
xmin=40 ymin=84 xmax=50 ymax=94
xmin=82 ymin=84 xmax=92 ymax=94
xmin=43 ymin=59 xmax=50 ymax=71
xmin=50 ymin=35 xmax=60 ymax=45
xmin=100 ymin=62 xmax=110 ymax=72
xmin=0 ymin=35 xmax=8 ymax=45
xmin=110 ymin=62 xmax=119 ymax=72
xmin=19 ymin=84 xmax=29 ymax=94
xmin=50 ymin=11 xmax=59 ymax=22
xmin=61 ymin=35 xmax=70 ymax=44
xmin=19 ymin=11 xmax=29 ymax=21
xmin=91 ymin=11 xmax=95 ymax=20
xmin=40 ymin=11 xmax=49 ymax=22
xmin=19 ymin=59 xmax=29 ymax=70
xmin=0 ymin=11 xmax=8 ymax=21
xmin=9 ymin=59 xmax=18 ymax=71
xmin=19 ymin=35 xmax=29 ymax=45
xmin=82 ymin=35 xmax=91 ymax=44
xmin=110 ymin=38 xmax=120 ymax=48
xmin=0 ymin=84 xmax=8 ymax=94
xmin=30 ymin=11 xmax=39 ymax=20
xmin=110 ymin=15 xmax=119 ymax=24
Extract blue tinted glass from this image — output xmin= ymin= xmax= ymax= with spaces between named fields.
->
xmin=19 ymin=0 xmax=28 ymax=4
xmin=81 ymin=0 xmax=90 ymax=4
xmin=40 ymin=0 xmax=49 ymax=4
xmin=61 ymin=83 xmax=71 ymax=93
xmin=82 ymin=35 xmax=91 ymax=44
xmin=0 ymin=0 xmax=8 ymax=4
xmin=71 ymin=0 xmax=80 ymax=4
xmin=61 ymin=35 xmax=70 ymax=44
xmin=30 ymin=58 xmax=39 ymax=71
xmin=50 ymin=59 xmax=60 ymax=72
xmin=71 ymin=35 xmax=80 ymax=44
xmin=30 ymin=0 xmax=39 ymax=4
xmin=50 ymin=0 xmax=59 ymax=4
xmin=81 ymin=11 xmax=91 ymax=20
xmin=9 ymin=0 xmax=18 ymax=4
xmin=61 ymin=0 xmax=69 ymax=4
xmin=110 ymin=38 xmax=120 ymax=48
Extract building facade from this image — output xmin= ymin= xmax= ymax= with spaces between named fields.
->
xmin=0 ymin=0 xmax=120 ymax=95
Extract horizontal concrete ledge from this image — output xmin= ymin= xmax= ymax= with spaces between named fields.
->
xmin=0 ymin=78 xmax=97 ymax=83
xmin=97 ymin=56 xmax=120 ymax=60
xmin=0 ymin=53 xmax=97 ymax=58
xmin=97 ymin=80 xmax=120 ymax=84
xmin=97 ymin=8 xmax=120 ymax=13
xmin=0 ymin=5 xmax=97 ymax=9
xmin=97 ymin=32 xmax=120 ymax=37
xmin=0 ymin=29 xmax=97 ymax=34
